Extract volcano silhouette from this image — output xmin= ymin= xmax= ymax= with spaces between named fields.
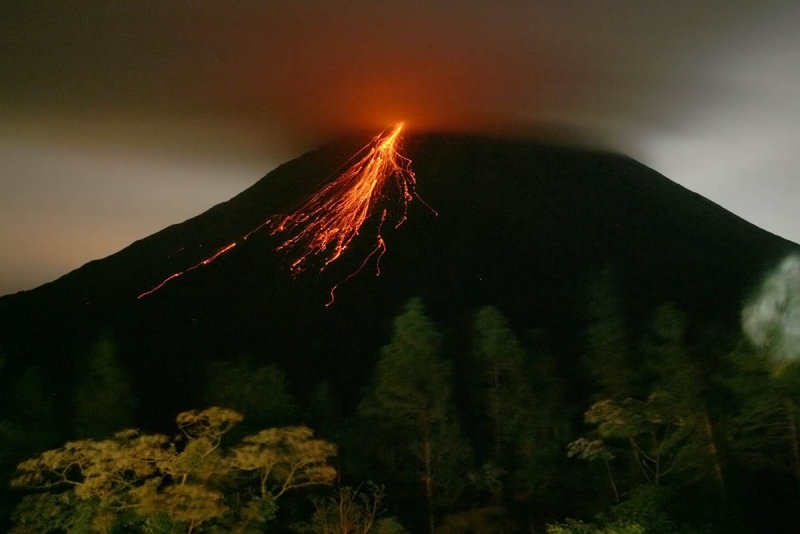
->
xmin=0 ymin=132 xmax=796 ymax=425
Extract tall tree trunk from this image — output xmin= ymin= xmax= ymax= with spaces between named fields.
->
xmin=701 ymin=404 xmax=726 ymax=498
xmin=489 ymin=364 xmax=501 ymax=459
xmin=423 ymin=421 xmax=435 ymax=534
xmin=628 ymin=438 xmax=651 ymax=484
xmin=785 ymin=399 xmax=800 ymax=491
xmin=604 ymin=458 xmax=620 ymax=503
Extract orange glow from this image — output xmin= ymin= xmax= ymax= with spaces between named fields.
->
xmin=270 ymin=123 xmax=407 ymax=272
xmin=138 ymin=123 xmax=431 ymax=302
xmin=266 ymin=122 xmax=433 ymax=304
xmin=137 ymin=242 xmax=237 ymax=299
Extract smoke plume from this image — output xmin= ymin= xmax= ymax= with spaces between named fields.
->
xmin=742 ymin=255 xmax=800 ymax=361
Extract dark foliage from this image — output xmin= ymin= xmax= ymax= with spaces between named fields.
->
xmin=1 ymin=133 xmax=798 ymax=532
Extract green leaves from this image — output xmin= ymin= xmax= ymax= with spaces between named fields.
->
xmin=10 ymin=408 xmax=336 ymax=533
xmin=582 ymin=393 xmax=690 ymax=486
xmin=584 ymin=395 xmax=685 ymax=442
xmin=202 ymin=360 xmax=300 ymax=429
xmin=363 ymin=297 xmax=451 ymax=426
xmin=471 ymin=306 xmax=566 ymax=504
xmin=304 ymin=483 xmax=386 ymax=534
xmin=568 ymin=438 xmax=614 ymax=464
xmin=72 ymin=333 xmax=138 ymax=440
xmin=359 ymin=297 xmax=471 ymax=533
xmin=230 ymin=426 xmax=337 ymax=498
xmin=175 ymin=407 xmax=244 ymax=443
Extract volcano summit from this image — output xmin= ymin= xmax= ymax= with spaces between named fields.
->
xmin=2 ymin=130 xmax=800 ymax=532
xmin=0 ymin=130 xmax=795 ymax=413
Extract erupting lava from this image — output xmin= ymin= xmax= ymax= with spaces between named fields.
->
xmin=136 ymin=243 xmax=237 ymax=299
xmin=138 ymin=123 xmax=433 ymax=303
xmin=267 ymin=124 xmax=423 ymax=270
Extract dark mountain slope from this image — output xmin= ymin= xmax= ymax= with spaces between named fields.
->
xmin=0 ymin=132 xmax=795 ymax=426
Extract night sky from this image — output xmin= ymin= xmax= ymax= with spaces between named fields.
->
xmin=2 ymin=1 xmax=799 ymax=296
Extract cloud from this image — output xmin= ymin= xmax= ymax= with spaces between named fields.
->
xmin=2 ymin=1 xmax=799 ymax=294
xmin=743 ymin=255 xmax=800 ymax=361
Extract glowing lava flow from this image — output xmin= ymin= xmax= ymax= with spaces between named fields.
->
xmin=269 ymin=123 xmax=424 ymax=267
xmin=137 ymin=242 xmax=237 ymax=299
xmin=138 ymin=123 xmax=432 ymax=303
xmin=264 ymin=122 xmax=434 ymax=304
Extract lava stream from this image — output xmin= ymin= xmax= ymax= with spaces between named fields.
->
xmin=138 ymin=123 xmax=433 ymax=303
xmin=137 ymin=243 xmax=237 ymax=299
xmin=268 ymin=123 xmax=426 ymax=272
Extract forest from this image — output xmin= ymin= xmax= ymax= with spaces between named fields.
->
xmin=2 ymin=263 xmax=800 ymax=533
xmin=0 ymin=252 xmax=800 ymax=534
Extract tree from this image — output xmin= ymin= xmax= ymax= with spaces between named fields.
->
xmin=11 ymin=410 xmax=228 ymax=534
xmin=306 ymin=381 xmax=344 ymax=431
xmin=1 ymin=362 xmax=62 ymax=532
xmin=11 ymin=428 xmax=176 ymax=533
xmin=358 ymin=297 xmax=471 ymax=534
xmin=545 ymin=485 xmax=702 ymax=534
xmin=438 ymin=506 xmax=516 ymax=534
xmin=203 ymin=359 xmax=300 ymax=431
xmin=575 ymin=304 xmax=726 ymax=497
xmin=10 ymin=407 xmax=337 ymax=533
xmin=171 ymin=406 xmax=244 ymax=485
xmin=583 ymin=267 xmax=637 ymax=399
xmin=736 ymin=255 xmax=800 ymax=487
xmin=9 ymin=366 xmax=60 ymax=451
xmin=470 ymin=307 xmax=565 ymax=506
xmin=546 ymin=518 xmax=644 ymax=534
xmin=2 ymin=363 xmax=62 ymax=500
xmin=0 ymin=353 xmax=22 ymax=528
xmin=644 ymin=303 xmax=725 ymax=493
xmin=299 ymin=482 xmax=396 ymax=534
xmin=568 ymin=438 xmax=619 ymax=503
xmin=472 ymin=306 xmax=533 ymax=461
xmin=72 ymin=333 xmax=138 ymax=439
xmin=724 ymin=341 xmax=800 ymax=486
xmin=230 ymin=426 xmax=337 ymax=500
xmin=582 ymin=394 xmax=687 ymax=487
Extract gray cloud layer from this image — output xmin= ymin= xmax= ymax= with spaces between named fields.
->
xmin=2 ymin=1 xmax=799 ymax=294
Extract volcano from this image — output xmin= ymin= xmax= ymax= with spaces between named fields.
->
xmin=0 ymin=131 xmax=796 ymax=424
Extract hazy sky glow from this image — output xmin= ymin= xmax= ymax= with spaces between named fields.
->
xmin=2 ymin=1 xmax=799 ymax=295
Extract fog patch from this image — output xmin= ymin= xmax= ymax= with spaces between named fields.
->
xmin=743 ymin=255 xmax=800 ymax=361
